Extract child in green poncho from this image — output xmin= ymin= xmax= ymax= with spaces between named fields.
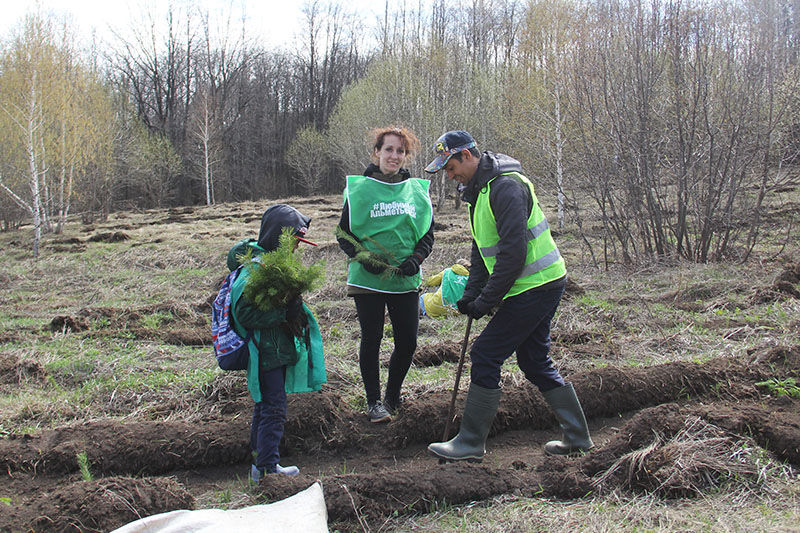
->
xmin=228 ymin=204 xmax=326 ymax=482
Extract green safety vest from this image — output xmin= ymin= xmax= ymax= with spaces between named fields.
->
xmin=345 ymin=175 xmax=433 ymax=293
xmin=469 ymin=172 xmax=566 ymax=298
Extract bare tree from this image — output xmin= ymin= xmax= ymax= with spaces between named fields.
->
xmin=109 ymin=4 xmax=195 ymax=203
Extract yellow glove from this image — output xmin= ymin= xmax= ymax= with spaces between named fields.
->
xmin=450 ymin=264 xmax=469 ymax=276
xmin=424 ymin=270 xmax=445 ymax=287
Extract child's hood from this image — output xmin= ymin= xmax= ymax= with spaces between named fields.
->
xmin=257 ymin=204 xmax=312 ymax=252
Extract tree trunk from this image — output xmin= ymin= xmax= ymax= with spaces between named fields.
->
xmin=27 ymin=79 xmax=42 ymax=258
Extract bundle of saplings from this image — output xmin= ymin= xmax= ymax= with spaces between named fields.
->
xmin=334 ymin=226 xmax=402 ymax=277
xmin=240 ymin=229 xmax=325 ymax=311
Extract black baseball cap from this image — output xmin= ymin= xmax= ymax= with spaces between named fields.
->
xmin=424 ymin=131 xmax=477 ymax=173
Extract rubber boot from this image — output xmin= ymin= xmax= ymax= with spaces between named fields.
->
xmin=542 ymin=383 xmax=594 ymax=456
xmin=427 ymin=383 xmax=501 ymax=462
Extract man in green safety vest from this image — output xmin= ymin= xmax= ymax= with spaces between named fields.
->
xmin=424 ymin=131 xmax=594 ymax=461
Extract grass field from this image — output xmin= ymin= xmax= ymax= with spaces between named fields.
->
xmin=0 ymin=193 xmax=798 ymax=532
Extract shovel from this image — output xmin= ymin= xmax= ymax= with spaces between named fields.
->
xmin=439 ymin=316 xmax=473 ymax=463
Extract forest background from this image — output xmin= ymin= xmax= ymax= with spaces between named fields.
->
xmin=1 ymin=0 xmax=798 ymax=263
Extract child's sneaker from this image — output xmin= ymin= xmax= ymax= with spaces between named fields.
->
xmin=250 ymin=463 xmax=300 ymax=482
xmin=367 ymin=401 xmax=391 ymax=423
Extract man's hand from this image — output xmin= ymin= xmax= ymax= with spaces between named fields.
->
xmin=465 ymin=301 xmax=489 ymax=319
xmin=456 ymin=297 xmax=474 ymax=316
xmin=398 ymin=254 xmax=421 ymax=276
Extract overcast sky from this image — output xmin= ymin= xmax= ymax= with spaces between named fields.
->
xmin=2 ymin=0 xmax=382 ymax=51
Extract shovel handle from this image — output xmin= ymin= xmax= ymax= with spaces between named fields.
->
xmin=441 ymin=316 xmax=473 ymax=442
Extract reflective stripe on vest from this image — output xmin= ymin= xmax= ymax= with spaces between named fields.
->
xmin=470 ymin=172 xmax=566 ymax=297
xmin=479 ymin=218 xmax=552 ymax=259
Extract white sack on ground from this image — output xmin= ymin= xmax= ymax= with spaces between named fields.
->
xmin=110 ymin=482 xmax=327 ymax=533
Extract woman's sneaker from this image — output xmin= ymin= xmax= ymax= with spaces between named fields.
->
xmin=383 ymin=396 xmax=403 ymax=416
xmin=367 ymin=401 xmax=391 ymax=423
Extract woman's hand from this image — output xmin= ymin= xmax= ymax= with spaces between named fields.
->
xmin=361 ymin=261 xmax=387 ymax=275
xmin=398 ymin=254 xmax=422 ymax=276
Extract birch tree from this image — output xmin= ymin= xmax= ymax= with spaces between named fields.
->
xmin=0 ymin=15 xmax=58 ymax=257
xmin=511 ymin=0 xmax=578 ymax=230
xmin=50 ymin=26 xmax=114 ymax=232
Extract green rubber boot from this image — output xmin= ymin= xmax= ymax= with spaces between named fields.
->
xmin=427 ymin=383 xmax=501 ymax=462
xmin=542 ymin=382 xmax=594 ymax=456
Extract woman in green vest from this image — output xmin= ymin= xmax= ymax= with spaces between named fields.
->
xmin=336 ymin=126 xmax=434 ymax=423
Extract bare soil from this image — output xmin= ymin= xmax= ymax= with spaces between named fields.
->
xmin=1 ymin=345 xmax=797 ymax=532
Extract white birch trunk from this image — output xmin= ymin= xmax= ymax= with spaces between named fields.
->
xmin=203 ymin=102 xmax=212 ymax=205
xmin=27 ymin=75 xmax=42 ymax=258
xmin=57 ymin=121 xmax=66 ymax=233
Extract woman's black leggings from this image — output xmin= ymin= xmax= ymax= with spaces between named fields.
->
xmin=353 ymin=291 xmax=419 ymax=405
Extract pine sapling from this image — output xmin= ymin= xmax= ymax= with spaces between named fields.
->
xmin=77 ymin=451 xmax=93 ymax=481
xmin=241 ymin=228 xmax=325 ymax=312
xmin=334 ymin=226 xmax=402 ymax=277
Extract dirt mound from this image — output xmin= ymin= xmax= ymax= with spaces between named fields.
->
xmin=49 ymin=315 xmax=90 ymax=332
xmin=4 ymin=346 xmax=797 ymax=478
xmin=51 ymin=236 xmax=83 ymax=245
xmin=412 ymin=341 xmax=461 ymax=366
xmin=0 ymin=418 xmax=250 ymax=476
xmin=163 ymin=327 xmax=208 ymax=346
xmin=0 ymin=477 xmax=195 ymax=533
xmin=696 ymin=396 xmax=800 ymax=465
xmin=0 ymin=346 xmax=797 ymax=531
xmin=750 ymin=261 xmax=800 ymax=303
xmin=49 ymin=244 xmax=87 ymax=253
xmin=257 ymin=406 xmax=778 ymax=525
xmin=659 ymin=282 xmax=728 ymax=305
xmin=48 ymin=301 xmax=210 ymax=345
xmin=87 ymin=231 xmax=130 ymax=243
xmin=284 ymin=390 xmax=353 ymax=452
xmin=572 ymin=345 xmax=799 ymax=421
xmin=258 ymin=463 xmax=521 ymax=525
xmin=752 ymin=283 xmax=800 ymax=303
xmin=0 ymin=353 xmax=48 ymax=386
xmin=48 ymin=236 xmax=86 ymax=253
xmin=563 ymin=276 xmax=586 ymax=298
xmin=552 ymin=330 xmax=607 ymax=345
xmin=776 ymin=261 xmax=800 ymax=284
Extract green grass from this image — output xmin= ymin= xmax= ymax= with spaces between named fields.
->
xmin=74 ymin=367 xmax=216 ymax=396
xmin=574 ymin=293 xmax=615 ymax=312
xmin=0 ymin=315 xmax=42 ymax=329
xmin=755 ymin=377 xmax=800 ymax=399
xmin=140 ymin=312 xmax=174 ymax=330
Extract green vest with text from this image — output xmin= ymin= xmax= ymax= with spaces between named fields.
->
xmin=470 ymin=172 xmax=566 ymax=298
xmin=345 ymin=175 xmax=433 ymax=293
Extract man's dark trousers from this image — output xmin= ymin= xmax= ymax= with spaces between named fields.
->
xmin=469 ymin=282 xmax=566 ymax=392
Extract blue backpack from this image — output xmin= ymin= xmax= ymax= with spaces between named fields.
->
xmin=211 ymin=266 xmax=251 ymax=371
